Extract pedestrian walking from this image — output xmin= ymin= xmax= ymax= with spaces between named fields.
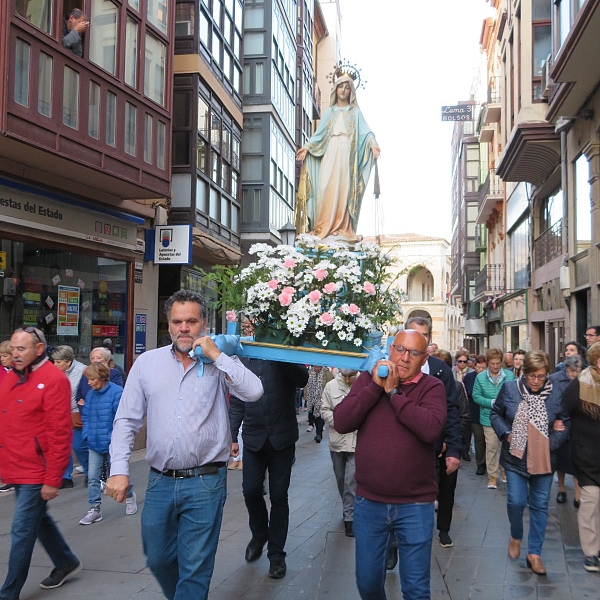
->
xmin=321 ymin=368 xmax=358 ymax=537
xmin=491 ymin=350 xmax=570 ymax=575
xmin=107 ymin=290 xmax=263 ymax=600
xmin=0 ymin=327 xmax=81 ymax=597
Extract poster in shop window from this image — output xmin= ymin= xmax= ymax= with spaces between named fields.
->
xmin=57 ymin=285 xmax=80 ymax=335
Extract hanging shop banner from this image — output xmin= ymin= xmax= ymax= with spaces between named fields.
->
xmin=0 ymin=178 xmax=140 ymax=250
xmin=135 ymin=313 xmax=147 ymax=354
xmin=441 ymin=104 xmax=473 ymax=121
xmin=153 ymin=224 xmax=192 ymax=264
xmin=57 ymin=285 xmax=80 ymax=335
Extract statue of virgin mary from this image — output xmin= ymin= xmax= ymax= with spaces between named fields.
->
xmin=295 ymin=69 xmax=380 ymax=242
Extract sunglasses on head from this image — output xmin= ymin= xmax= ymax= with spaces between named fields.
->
xmin=22 ymin=326 xmax=43 ymax=344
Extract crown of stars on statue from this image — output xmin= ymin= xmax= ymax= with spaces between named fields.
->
xmin=327 ymin=60 xmax=366 ymax=91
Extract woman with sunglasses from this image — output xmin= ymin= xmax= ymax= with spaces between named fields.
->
xmin=453 ymin=350 xmax=474 ymax=383
xmin=490 ymin=350 xmax=570 ymax=575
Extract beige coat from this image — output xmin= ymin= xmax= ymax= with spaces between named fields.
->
xmin=320 ymin=374 xmax=357 ymax=452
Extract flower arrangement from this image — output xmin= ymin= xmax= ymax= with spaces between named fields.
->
xmin=213 ymin=234 xmax=404 ymax=351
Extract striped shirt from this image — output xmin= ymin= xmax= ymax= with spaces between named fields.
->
xmin=109 ymin=345 xmax=263 ymax=475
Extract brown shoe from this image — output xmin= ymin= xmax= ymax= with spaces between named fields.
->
xmin=487 ymin=477 xmax=497 ymax=489
xmin=227 ymin=462 xmax=238 ymax=470
xmin=236 ymin=460 xmax=243 ymax=471
xmin=508 ymin=537 xmax=521 ymax=559
xmin=526 ymin=554 xmax=546 ymax=575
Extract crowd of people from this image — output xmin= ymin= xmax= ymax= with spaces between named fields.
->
xmin=1 ymin=310 xmax=599 ymax=600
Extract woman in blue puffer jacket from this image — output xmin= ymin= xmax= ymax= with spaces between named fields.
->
xmin=491 ymin=350 xmax=570 ymax=577
xmin=78 ymin=363 xmax=135 ymax=525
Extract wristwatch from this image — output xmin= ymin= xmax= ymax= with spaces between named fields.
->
xmin=387 ymin=388 xmax=399 ymax=398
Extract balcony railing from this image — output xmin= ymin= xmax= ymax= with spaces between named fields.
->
xmin=475 ymin=264 xmax=505 ymax=298
xmin=477 ymin=169 xmax=503 ymax=214
xmin=534 ymin=220 xmax=563 ymax=268
xmin=488 ymin=75 xmax=501 ymax=104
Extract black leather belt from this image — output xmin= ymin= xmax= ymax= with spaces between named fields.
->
xmin=151 ymin=462 xmax=226 ymax=478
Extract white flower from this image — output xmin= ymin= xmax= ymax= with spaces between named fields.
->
xmin=338 ymin=331 xmax=347 ymax=340
xmin=322 ymin=340 xmax=329 ymax=347
xmin=354 ymin=338 xmax=363 ymax=346
xmin=315 ymin=331 xmax=325 ymax=340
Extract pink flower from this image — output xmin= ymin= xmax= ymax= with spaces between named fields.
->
xmin=282 ymin=286 xmax=296 ymax=295
xmin=283 ymin=259 xmax=296 ymax=268
xmin=226 ymin=310 xmax=237 ymax=322
xmin=319 ymin=312 xmax=335 ymax=326
xmin=315 ymin=269 xmax=328 ymax=281
xmin=267 ymin=279 xmax=279 ymax=290
xmin=348 ymin=303 xmax=360 ymax=315
xmin=278 ymin=293 xmax=293 ymax=306
xmin=323 ymin=282 xmax=338 ymax=294
xmin=308 ymin=290 xmax=322 ymax=303
xmin=363 ymin=281 xmax=376 ymax=295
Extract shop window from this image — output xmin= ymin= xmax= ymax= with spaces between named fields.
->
xmin=16 ymin=0 xmax=52 ymax=33
xmin=106 ymin=91 xmax=117 ymax=146
xmin=0 ymin=241 xmax=129 ymax=368
xmin=90 ymin=0 xmax=118 ymax=76
xmin=124 ymin=102 xmax=137 ymax=156
xmin=14 ymin=39 xmax=31 ymax=107
xmin=157 ymin=121 xmax=166 ymax=169
xmin=144 ymin=34 xmax=166 ymax=106
xmin=88 ymin=81 xmax=100 ymax=138
xmin=144 ymin=114 xmax=153 ymax=163
xmin=147 ymin=0 xmax=168 ymax=35
xmin=125 ymin=16 xmax=139 ymax=88
xmin=63 ymin=66 xmax=79 ymax=129
xmin=38 ymin=53 xmax=52 ymax=117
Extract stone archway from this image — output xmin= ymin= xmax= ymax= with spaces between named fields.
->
xmin=407 ymin=266 xmax=434 ymax=302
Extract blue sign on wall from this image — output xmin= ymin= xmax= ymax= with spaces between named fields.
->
xmin=135 ymin=313 xmax=146 ymax=354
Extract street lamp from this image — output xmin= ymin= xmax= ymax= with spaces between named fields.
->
xmin=278 ymin=220 xmax=297 ymax=246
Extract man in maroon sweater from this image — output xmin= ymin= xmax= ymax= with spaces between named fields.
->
xmin=334 ymin=330 xmax=446 ymax=600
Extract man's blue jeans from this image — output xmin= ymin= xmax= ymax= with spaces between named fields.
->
xmin=141 ymin=467 xmax=227 ymax=600
xmin=0 ymin=484 xmax=78 ymax=600
xmin=505 ymin=469 xmax=553 ymax=555
xmin=354 ymin=495 xmax=434 ymax=600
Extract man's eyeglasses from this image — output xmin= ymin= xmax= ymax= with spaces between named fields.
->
xmin=525 ymin=373 xmax=546 ymax=382
xmin=22 ymin=326 xmax=43 ymax=344
xmin=390 ymin=344 xmax=426 ymax=359
xmin=585 ymin=333 xmax=597 ymax=337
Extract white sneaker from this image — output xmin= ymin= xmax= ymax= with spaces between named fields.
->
xmin=75 ymin=465 xmax=85 ymax=474
xmin=306 ymin=425 xmax=313 ymax=432
xmin=126 ymin=491 xmax=138 ymax=515
xmin=79 ymin=508 xmax=102 ymax=525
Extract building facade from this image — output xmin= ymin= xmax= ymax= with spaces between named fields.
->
xmin=371 ymin=233 xmax=464 ymax=352
xmin=1 ymin=0 xmax=174 ymax=368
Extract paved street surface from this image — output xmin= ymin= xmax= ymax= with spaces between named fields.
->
xmin=1 ymin=413 xmax=598 ymax=599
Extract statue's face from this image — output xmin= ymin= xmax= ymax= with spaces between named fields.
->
xmin=336 ymin=82 xmax=351 ymax=103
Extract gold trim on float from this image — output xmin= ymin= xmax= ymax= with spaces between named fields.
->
xmin=242 ymin=340 xmax=367 ymax=357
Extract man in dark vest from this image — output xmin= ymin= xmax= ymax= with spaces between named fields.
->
xmin=229 ymin=359 xmax=309 ymax=579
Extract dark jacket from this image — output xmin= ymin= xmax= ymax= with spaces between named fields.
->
xmin=455 ymin=380 xmax=471 ymax=441
xmin=428 ymin=355 xmax=462 ymax=459
xmin=562 ymin=378 xmax=600 ymax=487
xmin=62 ymin=21 xmax=83 ymax=57
xmin=229 ymin=359 xmax=309 ymax=452
xmin=462 ymin=370 xmax=480 ymax=423
xmin=76 ymin=367 xmax=123 ymax=403
xmin=490 ymin=379 xmax=570 ymax=477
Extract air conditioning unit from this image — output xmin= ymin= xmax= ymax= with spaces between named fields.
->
xmin=541 ymin=54 xmax=552 ymax=99
xmin=175 ymin=21 xmax=192 ymax=36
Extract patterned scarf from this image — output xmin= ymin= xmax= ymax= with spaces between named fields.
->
xmin=305 ymin=368 xmax=325 ymax=416
xmin=509 ymin=376 xmax=552 ymax=474
xmin=579 ymin=366 xmax=600 ymax=421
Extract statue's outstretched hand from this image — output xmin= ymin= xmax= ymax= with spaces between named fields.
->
xmin=372 ymin=146 xmax=381 ymax=160
xmin=296 ymin=147 xmax=308 ymax=162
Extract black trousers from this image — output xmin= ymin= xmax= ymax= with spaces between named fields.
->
xmin=436 ymin=453 xmax=459 ymax=533
xmin=242 ymin=438 xmax=295 ymax=561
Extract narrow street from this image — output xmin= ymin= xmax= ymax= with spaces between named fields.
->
xmin=0 ymin=414 xmax=596 ymax=599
